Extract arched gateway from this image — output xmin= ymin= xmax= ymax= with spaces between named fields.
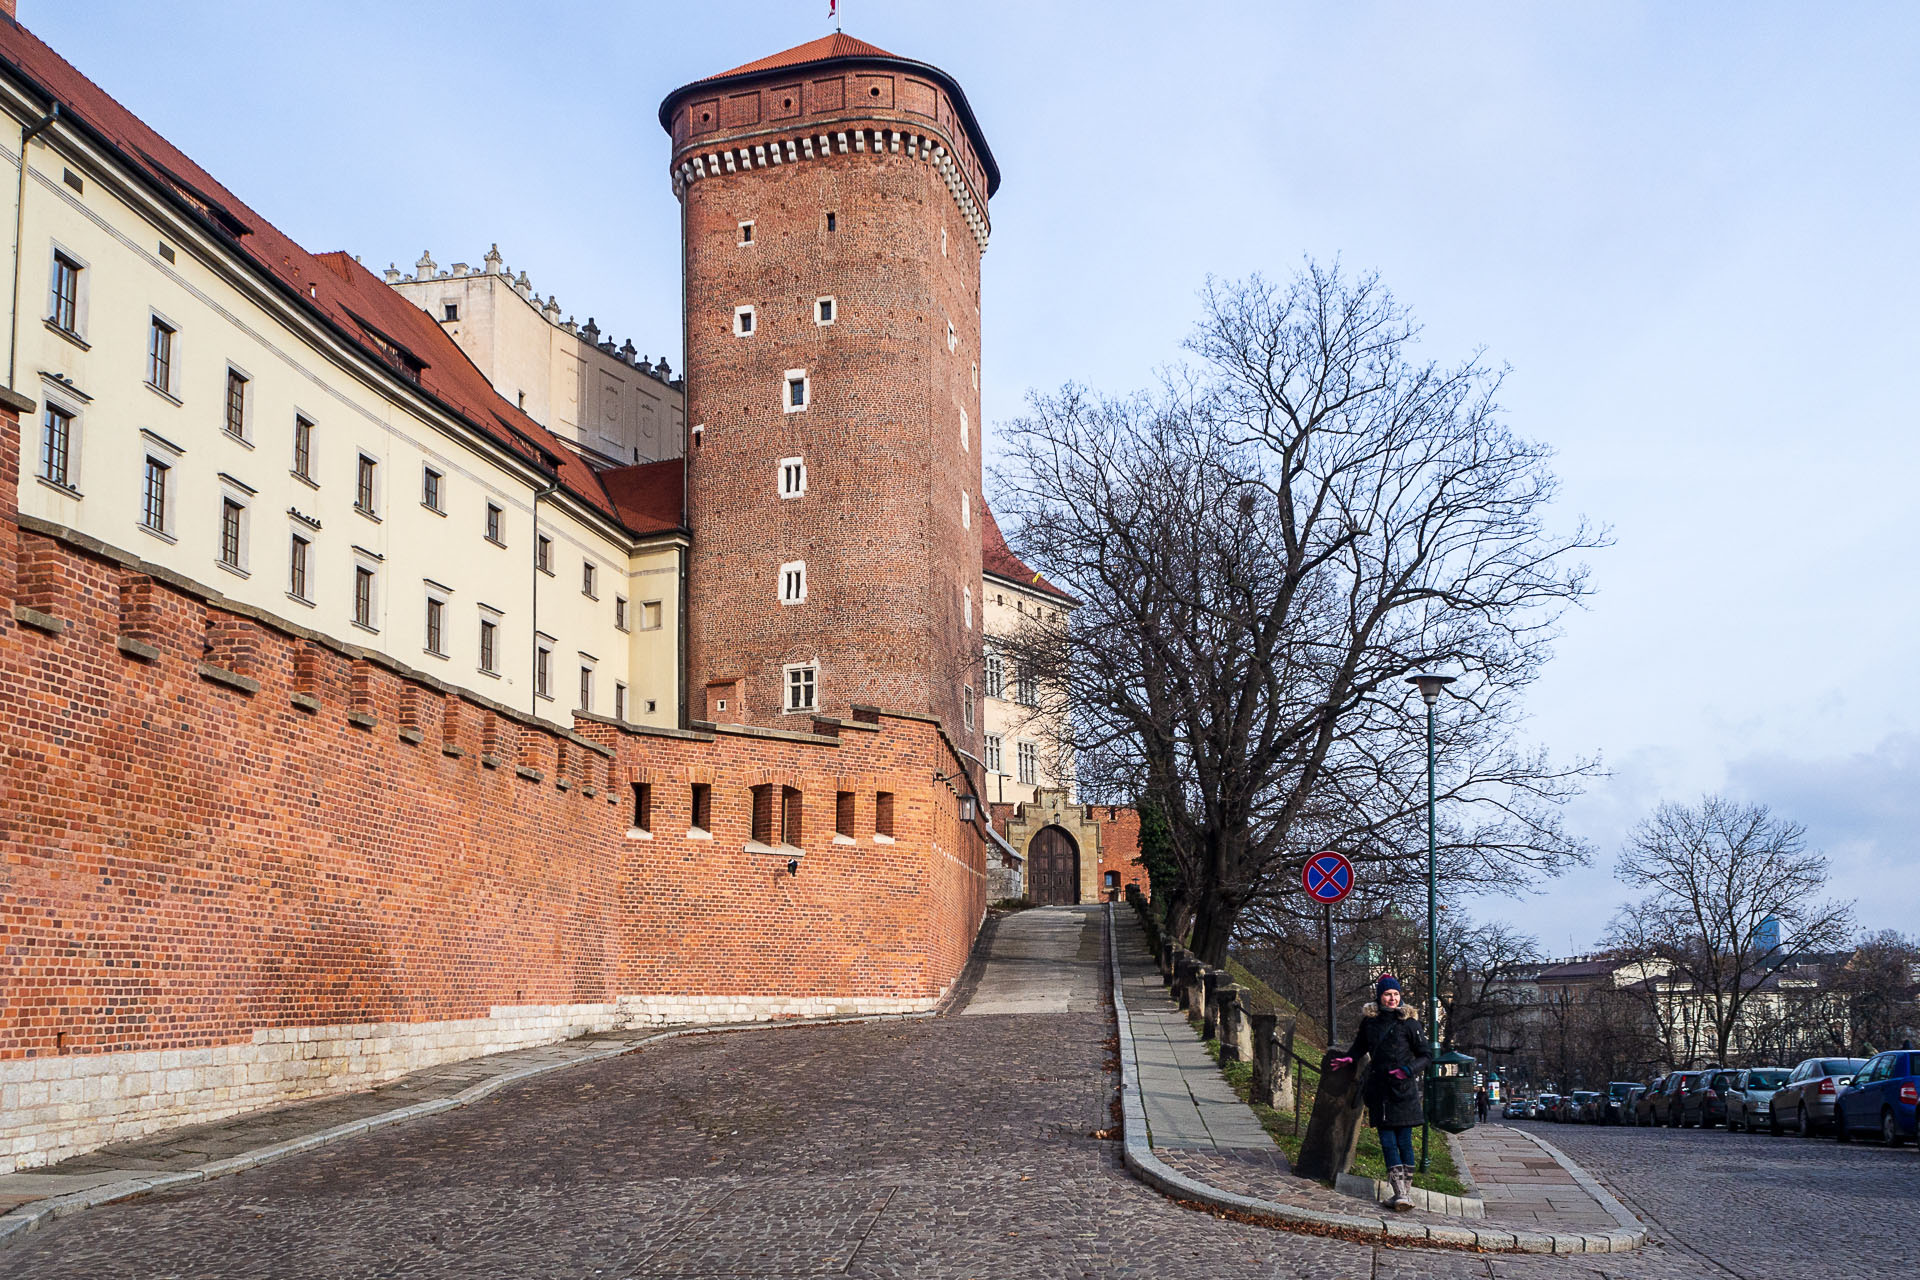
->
xmin=1026 ymin=825 xmax=1082 ymax=905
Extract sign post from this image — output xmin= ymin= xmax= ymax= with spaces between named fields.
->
xmin=1301 ymin=851 xmax=1355 ymax=1048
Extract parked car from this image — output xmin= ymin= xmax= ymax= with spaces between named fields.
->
xmin=1569 ymin=1090 xmax=1602 ymax=1123
xmin=1552 ymin=1093 xmax=1580 ymax=1123
xmin=1523 ymin=1097 xmax=1543 ymax=1119
xmin=1598 ymin=1081 xmax=1637 ymax=1125
xmin=1725 ymin=1068 xmax=1790 ymax=1132
xmin=1503 ymin=1096 xmax=1530 ymax=1119
xmin=1635 ymin=1076 xmax=1666 ymax=1126
xmin=1623 ymin=1084 xmax=1647 ymax=1123
xmin=1833 ymin=1050 xmax=1920 ymax=1145
xmin=1650 ymin=1070 xmax=1703 ymax=1127
xmin=1678 ymin=1068 xmax=1741 ymax=1128
xmin=1771 ymin=1057 xmax=1868 ymax=1136
xmin=1537 ymin=1092 xmax=1562 ymax=1121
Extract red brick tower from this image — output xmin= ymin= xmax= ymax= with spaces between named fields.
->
xmin=660 ymin=35 xmax=998 ymax=747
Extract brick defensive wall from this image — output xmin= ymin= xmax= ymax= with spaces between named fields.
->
xmin=0 ymin=404 xmax=986 ymax=1173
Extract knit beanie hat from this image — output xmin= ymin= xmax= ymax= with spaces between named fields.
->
xmin=1375 ymin=974 xmax=1402 ymax=998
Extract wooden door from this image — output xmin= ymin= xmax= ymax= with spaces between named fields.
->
xmin=1027 ymin=825 xmax=1081 ymax=905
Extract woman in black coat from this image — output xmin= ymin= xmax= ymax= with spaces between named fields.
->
xmin=1328 ymin=973 xmax=1432 ymax=1209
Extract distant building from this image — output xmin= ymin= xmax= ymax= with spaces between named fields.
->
xmin=386 ymin=248 xmax=684 ymax=469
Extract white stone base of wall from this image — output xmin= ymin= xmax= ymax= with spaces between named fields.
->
xmin=0 ymin=992 xmax=935 ymax=1175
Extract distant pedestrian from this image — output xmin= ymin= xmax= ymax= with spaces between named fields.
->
xmin=1327 ymin=974 xmax=1431 ymax=1213
xmin=1475 ymin=1084 xmax=1490 ymax=1123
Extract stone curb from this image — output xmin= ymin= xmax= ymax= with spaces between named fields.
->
xmin=0 ymin=1010 xmax=932 ymax=1250
xmin=1103 ymin=904 xmax=1646 ymax=1255
xmin=1499 ymin=1123 xmax=1648 ymax=1247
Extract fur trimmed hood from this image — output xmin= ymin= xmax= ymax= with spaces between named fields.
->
xmin=1361 ymin=1002 xmax=1419 ymax=1022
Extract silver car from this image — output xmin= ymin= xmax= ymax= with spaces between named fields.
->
xmin=1770 ymin=1057 xmax=1868 ymax=1136
xmin=1725 ymin=1067 xmax=1790 ymax=1132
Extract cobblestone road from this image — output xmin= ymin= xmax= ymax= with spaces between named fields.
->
xmin=3 ymin=910 xmax=1754 ymax=1279
xmin=1507 ymin=1118 xmax=1915 ymax=1280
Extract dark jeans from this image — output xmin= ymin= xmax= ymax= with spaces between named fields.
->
xmin=1379 ymin=1124 xmax=1415 ymax=1168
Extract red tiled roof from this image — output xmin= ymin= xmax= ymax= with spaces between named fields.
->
xmin=705 ymin=33 xmax=898 ymax=81
xmin=599 ymin=460 xmax=686 ymax=535
xmin=0 ymin=17 xmax=641 ymax=535
xmin=980 ymin=502 xmax=1077 ymax=605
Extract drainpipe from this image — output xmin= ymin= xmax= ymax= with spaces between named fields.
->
xmin=676 ymin=167 xmax=692 ymax=729
xmin=7 ymin=103 xmax=58 ymax=396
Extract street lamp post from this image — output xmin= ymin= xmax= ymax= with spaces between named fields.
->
xmin=1406 ymin=672 xmax=1454 ymax=1173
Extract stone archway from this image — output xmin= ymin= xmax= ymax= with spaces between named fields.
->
xmin=1002 ymin=787 xmax=1104 ymax=905
xmin=1027 ymin=825 xmax=1081 ymax=905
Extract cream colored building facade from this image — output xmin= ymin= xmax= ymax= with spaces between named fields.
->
xmin=3 ymin=91 xmax=683 ymax=732
xmin=386 ymin=248 xmax=684 ymax=468
xmin=980 ymin=567 xmax=1074 ymax=808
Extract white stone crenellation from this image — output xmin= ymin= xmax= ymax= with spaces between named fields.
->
xmin=0 ymin=992 xmax=934 ymax=1175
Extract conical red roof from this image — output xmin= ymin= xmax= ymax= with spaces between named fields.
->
xmin=705 ymin=33 xmax=898 ymax=81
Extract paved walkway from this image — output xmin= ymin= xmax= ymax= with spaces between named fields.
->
xmin=1110 ymin=905 xmax=1645 ymax=1248
xmin=1453 ymin=1125 xmax=1625 ymax=1234
xmin=3 ymin=906 xmax=1712 ymax=1278
xmin=1116 ymin=921 xmax=1276 ymax=1151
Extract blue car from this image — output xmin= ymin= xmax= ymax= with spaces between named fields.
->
xmin=1833 ymin=1049 xmax=1920 ymax=1145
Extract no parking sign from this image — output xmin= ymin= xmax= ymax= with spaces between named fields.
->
xmin=1301 ymin=850 xmax=1354 ymax=905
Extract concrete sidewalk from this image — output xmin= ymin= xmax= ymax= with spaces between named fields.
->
xmin=1108 ymin=904 xmax=1647 ymax=1252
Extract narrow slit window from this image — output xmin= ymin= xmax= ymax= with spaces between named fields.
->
xmin=781 ymin=786 xmax=803 ymax=847
xmin=835 ymin=791 xmax=855 ymax=837
xmin=875 ymin=791 xmax=895 ymax=839
xmin=632 ymin=782 xmax=652 ymax=832
xmin=691 ymin=782 xmax=713 ymax=832
xmin=750 ymin=784 xmax=773 ymax=845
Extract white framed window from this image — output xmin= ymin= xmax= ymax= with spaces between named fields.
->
xmin=146 ymin=313 xmax=177 ymax=396
xmin=985 ymin=733 xmax=1003 ymax=774
xmin=422 ymin=465 xmax=445 ymax=513
xmin=815 ymin=296 xmax=835 ymax=325
xmin=640 ymin=599 xmax=663 ymax=630
xmin=582 ymin=560 xmax=598 ymax=599
xmin=536 ymin=533 xmax=553 ymax=574
xmin=738 ymin=220 xmax=755 ymax=245
xmin=779 ymin=560 xmax=807 ymax=604
xmin=1018 ymin=740 xmax=1039 ymax=785
xmin=615 ymin=595 xmax=630 ymax=631
xmin=985 ymin=650 xmax=1004 ymax=699
xmin=961 ymin=490 xmax=970 ymax=530
xmin=733 ymin=304 xmax=756 ymax=337
xmin=352 ymin=560 xmax=379 ymax=631
xmin=292 ymin=415 xmax=315 ymax=483
xmin=1017 ymin=663 xmax=1037 ymax=706
xmin=140 ymin=446 xmax=178 ymax=539
xmin=778 ymin=456 xmax=806 ymax=499
xmin=223 ymin=366 xmax=251 ymax=442
xmin=963 ymin=586 xmax=972 ymax=630
xmin=478 ymin=609 xmax=502 ymax=675
xmin=485 ymin=502 xmax=504 ymax=545
xmin=424 ymin=591 xmax=448 ymax=658
xmin=287 ymin=529 xmax=311 ymax=603
xmin=38 ymin=400 xmax=78 ymax=491
xmin=442 ymin=300 xmax=459 ymax=322
xmin=960 ymin=407 xmax=969 ymax=452
xmin=784 ymin=368 xmax=810 ymax=413
xmin=355 ymin=453 xmax=380 ymax=517
xmin=46 ymin=244 xmax=87 ymax=337
xmin=784 ymin=662 xmax=818 ymax=712
xmin=614 ymin=682 xmax=628 ymax=721
xmin=964 ymin=684 xmax=975 ymax=729
xmin=217 ymin=491 xmax=250 ymax=575
xmin=578 ymin=661 xmax=595 ymax=712
xmin=535 ymin=639 xmax=553 ymax=700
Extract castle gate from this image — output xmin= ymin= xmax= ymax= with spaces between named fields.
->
xmin=1027 ymin=825 xmax=1081 ymax=906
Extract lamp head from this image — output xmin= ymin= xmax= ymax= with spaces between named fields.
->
xmin=1406 ymin=673 xmax=1456 ymax=705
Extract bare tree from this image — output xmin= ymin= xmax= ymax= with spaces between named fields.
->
xmin=992 ymin=263 xmax=1601 ymax=965
xmin=1438 ymin=919 xmax=1542 ymax=1054
xmin=1604 ymin=797 xmax=1854 ymax=1065
xmin=1833 ymin=931 xmax=1920 ymax=1054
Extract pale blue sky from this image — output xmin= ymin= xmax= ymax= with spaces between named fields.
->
xmin=30 ymin=2 xmax=1920 ymax=953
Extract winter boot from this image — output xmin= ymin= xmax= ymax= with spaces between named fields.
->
xmin=1389 ymin=1166 xmax=1415 ymax=1212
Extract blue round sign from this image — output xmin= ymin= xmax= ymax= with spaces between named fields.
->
xmin=1302 ymin=851 xmax=1354 ymax=905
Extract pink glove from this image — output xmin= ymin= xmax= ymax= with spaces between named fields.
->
xmin=1388 ymin=1068 xmax=1409 ymax=1080
xmin=1328 ymin=1056 xmax=1353 ymax=1070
